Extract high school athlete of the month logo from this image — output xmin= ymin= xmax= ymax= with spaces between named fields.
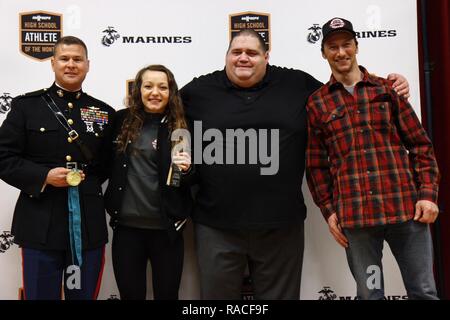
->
xmin=19 ymin=11 xmax=62 ymax=61
xmin=0 ymin=93 xmax=13 ymax=114
xmin=229 ymin=12 xmax=271 ymax=51
xmin=102 ymin=26 xmax=121 ymax=47
xmin=307 ymin=24 xmax=322 ymax=44
xmin=0 ymin=231 xmax=15 ymax=253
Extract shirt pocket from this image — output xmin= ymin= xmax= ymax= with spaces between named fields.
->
xmin=369 ymin=102 xmax=392 ymax=131
xmin=322 ymin=107 xmax=353 ymax=159
xmin=25 ymin=122 xmax=61 ymax=157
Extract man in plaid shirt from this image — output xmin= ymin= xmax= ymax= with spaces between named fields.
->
xmin=306 ymin=17 xmax=440 ymax=300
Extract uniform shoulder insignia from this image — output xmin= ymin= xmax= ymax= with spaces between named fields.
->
xmin=17 ymin=88 xmax=48 ymax=99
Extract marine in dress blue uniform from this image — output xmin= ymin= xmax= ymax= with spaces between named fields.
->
xmin=0 ymin=36 xmax=115 ymax=300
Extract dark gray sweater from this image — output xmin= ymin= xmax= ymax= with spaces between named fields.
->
xmin=119 ymin=113 xmax=164 ymax=229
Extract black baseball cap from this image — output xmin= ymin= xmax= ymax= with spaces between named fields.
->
xmin=321 ymin=17 xmax=357 ymax=45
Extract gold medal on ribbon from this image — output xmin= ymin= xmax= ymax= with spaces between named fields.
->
xmin=66 ymin=170 xmax=82 ymax=186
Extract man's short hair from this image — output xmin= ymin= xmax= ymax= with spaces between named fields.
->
xmin=321 ymin=37 xmax=358 ymax=53
xmin=54 ymin=36 xmax=88 ymax=58
xmin=228 ymin=29 xmax=268 ymax=53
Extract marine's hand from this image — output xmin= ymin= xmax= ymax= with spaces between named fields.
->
xmin=45 ymin=167 xmax=85 ymax=187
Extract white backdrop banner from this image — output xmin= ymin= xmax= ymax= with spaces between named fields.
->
xmin=0 ymin=0 xmax=419 ymax=300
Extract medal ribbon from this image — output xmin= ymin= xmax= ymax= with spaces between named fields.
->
xmin=68 ymin=186 xmax=83 ymax=266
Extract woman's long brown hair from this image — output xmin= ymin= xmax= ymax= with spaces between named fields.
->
xmin=116 ymin=64 xmax=187 ymax=153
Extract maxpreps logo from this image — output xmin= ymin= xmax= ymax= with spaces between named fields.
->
xmin=0 ymin=93 xmax=13 ymax=114
xmin=229 ymin=12 xmax=271 ymax=51
xmin=306 ymin=22 xmax=397 ymax=44
xmin=101 ymin=26 xmax=191 ymax=47
xmin=19 ymin=11 xmax=62 ymax=60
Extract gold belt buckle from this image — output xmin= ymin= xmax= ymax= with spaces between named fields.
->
xmin=68 ymin=130 xmax=79 ymax=141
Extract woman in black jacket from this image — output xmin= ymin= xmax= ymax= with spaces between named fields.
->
xmin=105 ymin=65 xmax=193 ymax=300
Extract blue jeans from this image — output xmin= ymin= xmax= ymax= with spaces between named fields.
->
xmin=343 ymin=220 xmax=438 ymax=300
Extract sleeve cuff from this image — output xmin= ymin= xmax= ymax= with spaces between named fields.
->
xmin=418 ymin=186 xmax=439 ymax=204
xmin=319 ymin=202 xmax=335 ymax=221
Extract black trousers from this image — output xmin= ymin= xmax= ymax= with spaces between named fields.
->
xmin=112 ymin=225 xmax=184 ymax=300
xmin=195 ymin=221 xmax=304 ymax=300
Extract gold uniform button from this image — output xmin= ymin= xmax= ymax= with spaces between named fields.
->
xmin=68 ymin=137 xmax=73 ymax=143
xmin=68 ymin=102 xmax=74 ymax=109
xmin=66 ymin=155 xmax=72 ymax=162
xmin=40 ymin=127 xmax=45 ymax=132
xmin=95 ymin=133 xmax=99 ymax=137
xmin=67 ymin=119 xmax=74 ymax=125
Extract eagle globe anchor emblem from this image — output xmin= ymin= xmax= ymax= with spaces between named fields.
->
xmin=0 ymin=93 xmax=13 ymax=114
xmin=318 ymin=286 xmax=337 ymax=300
xmin=101 ymin=26 xmax=121 ymax=47
xmin=0 ymin=231 xmax=15 ymax=253
xmin=307 ymin=24 xmax=322 ymax=44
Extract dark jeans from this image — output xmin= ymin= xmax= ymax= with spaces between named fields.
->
xmin=343 ymin=220 xmax=438 ymax=300
xmin=112 ymin=225 xmax=184 ymax=300
xmin=195 ymin=221 xmax=304 ymax=300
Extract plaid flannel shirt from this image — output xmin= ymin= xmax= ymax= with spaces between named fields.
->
xmin=306 ymin=66 xmax=440 ymax=228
